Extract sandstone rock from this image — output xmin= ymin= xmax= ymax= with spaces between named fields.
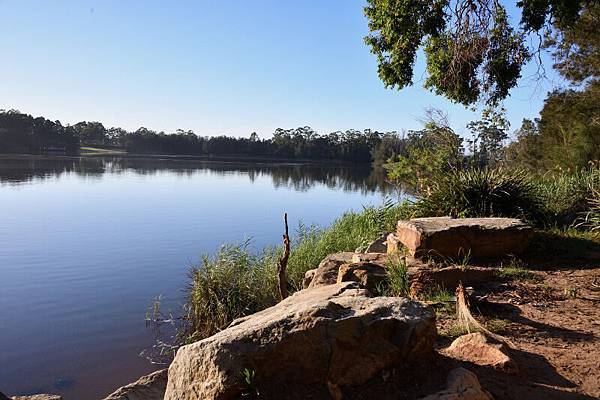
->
xmin=302 ymin=268 xmax=317 ymax=289
xmin=386 ymin=232 xmax=401 ymax=254
xmin=351 ymin=252 xmax=395 ymax=265
xmin=164 ymin=282 xmax=437 ymax=400
xmin=103 ymin=368 xmax=168 ymax=400
xmin=396 ymin=217 xmax=532 ymax=260
xmin=420 ymin=368 xmax=493 ymax=400
xmin=337 ymin=262 xmax=388 ymax=292
xmin=445 ymin=333 xmax=517 ymax=374
xmin=11 ymin=395 xmax=62 ymax=400
xmin=308 ymin=252 xmax=355 ymax=287
xmin=364 ymin=233 xmax=390 ymax=253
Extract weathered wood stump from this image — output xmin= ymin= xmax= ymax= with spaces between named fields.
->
xmin=390 ymin=217 xmax=532 ymax=260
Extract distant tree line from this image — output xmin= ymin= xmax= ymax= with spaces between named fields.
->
xmin=0 ymin=110 xmax=402 ymax=163
xmin=0 ymin=111 xmax=79 ymax=155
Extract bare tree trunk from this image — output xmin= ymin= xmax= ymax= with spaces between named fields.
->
xmin=277 ymin=213 xmax=290 ymax=300
xmin=455 ymin=282 xmax=513 ymax=347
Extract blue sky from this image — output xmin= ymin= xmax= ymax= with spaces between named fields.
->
xmin=0 ymin=1 xmax=564 ymax=139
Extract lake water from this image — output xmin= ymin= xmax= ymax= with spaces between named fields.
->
xmin=0 ymin=156 xmax=394 ymax=399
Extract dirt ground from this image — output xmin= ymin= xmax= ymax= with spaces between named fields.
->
xmin=431 ymin=236 xmax=600 ymax=400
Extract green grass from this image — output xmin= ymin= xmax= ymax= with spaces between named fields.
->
xmin=496 ymin=257 xmax=536 ymax=281
xmin=534 ymin=167 xmax=599 ymax=228
xmin=375 ymin=257 xmax=410 ymax=297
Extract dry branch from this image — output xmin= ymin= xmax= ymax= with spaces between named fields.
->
xmin=277 ymin=213 xmax=290 ymax=300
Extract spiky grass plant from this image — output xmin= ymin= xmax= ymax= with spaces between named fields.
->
xmin=580 ymin=188 xmax=600 ymax=231
xmin=535 ymin=167 xmax=600 ymax=227
xmin=415 ymin=168 xmax=543 ymax=222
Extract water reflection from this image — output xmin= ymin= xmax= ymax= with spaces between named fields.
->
xmin=0 ymin=155 xmax=392 ymax=194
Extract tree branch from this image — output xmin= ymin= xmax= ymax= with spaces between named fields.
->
xmin=277 ymin=213 xmax=290 ymax=300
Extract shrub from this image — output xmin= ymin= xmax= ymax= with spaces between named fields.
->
xmin=534 ymin=167 xmax=600 ymax=227
xmin=415 ymin=168 xmax=543 ymax=222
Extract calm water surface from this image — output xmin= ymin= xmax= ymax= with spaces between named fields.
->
xmin=0 ymin=156 xmax=394 ymax=399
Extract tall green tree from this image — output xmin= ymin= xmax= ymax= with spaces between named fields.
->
xmin=467 ymin=108 xmax=510 ymax=168
xmin=508 ymin=4 xmax=599 ymax=170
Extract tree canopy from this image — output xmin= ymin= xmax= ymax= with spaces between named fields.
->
xmin=364 ymin=0 xmax=595 ymax=105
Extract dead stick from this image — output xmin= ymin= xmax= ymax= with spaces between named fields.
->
xmin=277 ymin=213 xmax=290 ymax=300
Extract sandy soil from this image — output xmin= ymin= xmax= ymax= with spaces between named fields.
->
xmin=431 ymin=242 xmax=600 ymax=400
xmin=348 ymin=233 xmax=600 ymax=400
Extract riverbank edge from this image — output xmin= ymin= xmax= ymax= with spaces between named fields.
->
xmin=0 ymin=152 xmax=372 ymax=166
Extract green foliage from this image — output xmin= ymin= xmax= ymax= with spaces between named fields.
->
xmin=467 ymin=108 xmax=510 ymax=168
xmin=546 ymin=3 xmax=599 ymax=84
xmin=424 ymin=288 xmax=454 ymax=303
xmin=364 ymin=0 xmax=592 ymax=105
xmin=520 ymin=0 xmax=594 ymax=36
xmin=370 ymin=132 xmax=406 ymax=171
xmin=380 ymin=257 xmax=410 ymax=297
xmin=0 ymin=110 xmax=398 ymax=163
xmin=536 ymin=83 xmax=600 ymax=170
xmin=534 ymin=167 xmax=600 ymax=227
xmin=364 ymin=1 xmax=573 ymax=105
xmin=577 ymin=184 xmax=600 ymax=231
xmin=364 ymin=0 xmax=447 ymax=89
xmin=385 ymin=110 xmax=464 ymax=192
xmin=415 ymin=168 xmax=543 ymax=222
xmin=508 ymin=5 xmax=599 ymax=171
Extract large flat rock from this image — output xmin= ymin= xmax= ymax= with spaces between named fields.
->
xmin=164 ymin=282 xmax=436 ymax=400
xmin=103 ymin=369 xmax=167 ymax=400
xmin=396 ymin=217 xmax=532 ymax=260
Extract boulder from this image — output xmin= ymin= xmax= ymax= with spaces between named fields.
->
xmin=364 ymin=233 xmax=390 ymax=253
xmin=445 ymin=333 xmax=517 ymax=374
xmin=420 ymin=368 xmax=493 ymax=400
xmin=307 ymin=252 xmax=355 ymax=288
xmin=103 ymin=368 xmax=168 ymax=400
xmin=11 ymin=396 xmax=62 ymax=400
xmin=386 ymin=232 xmax=401 ymax=254
xmin=164 ymin=282 xmax=437 ymax=400
xmin=396 ymin=217 xmax=532 ymax=260
xmin=302 ymin=268 xmax=317 ymax=289
xmin=351 ymin=252 xmax=396 ymax=265
xmin=337 ymin=262 xmax=388 ymax=292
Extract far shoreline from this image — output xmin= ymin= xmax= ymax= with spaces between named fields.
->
xmin=0 ymin=152 xmax=373 ymax=167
